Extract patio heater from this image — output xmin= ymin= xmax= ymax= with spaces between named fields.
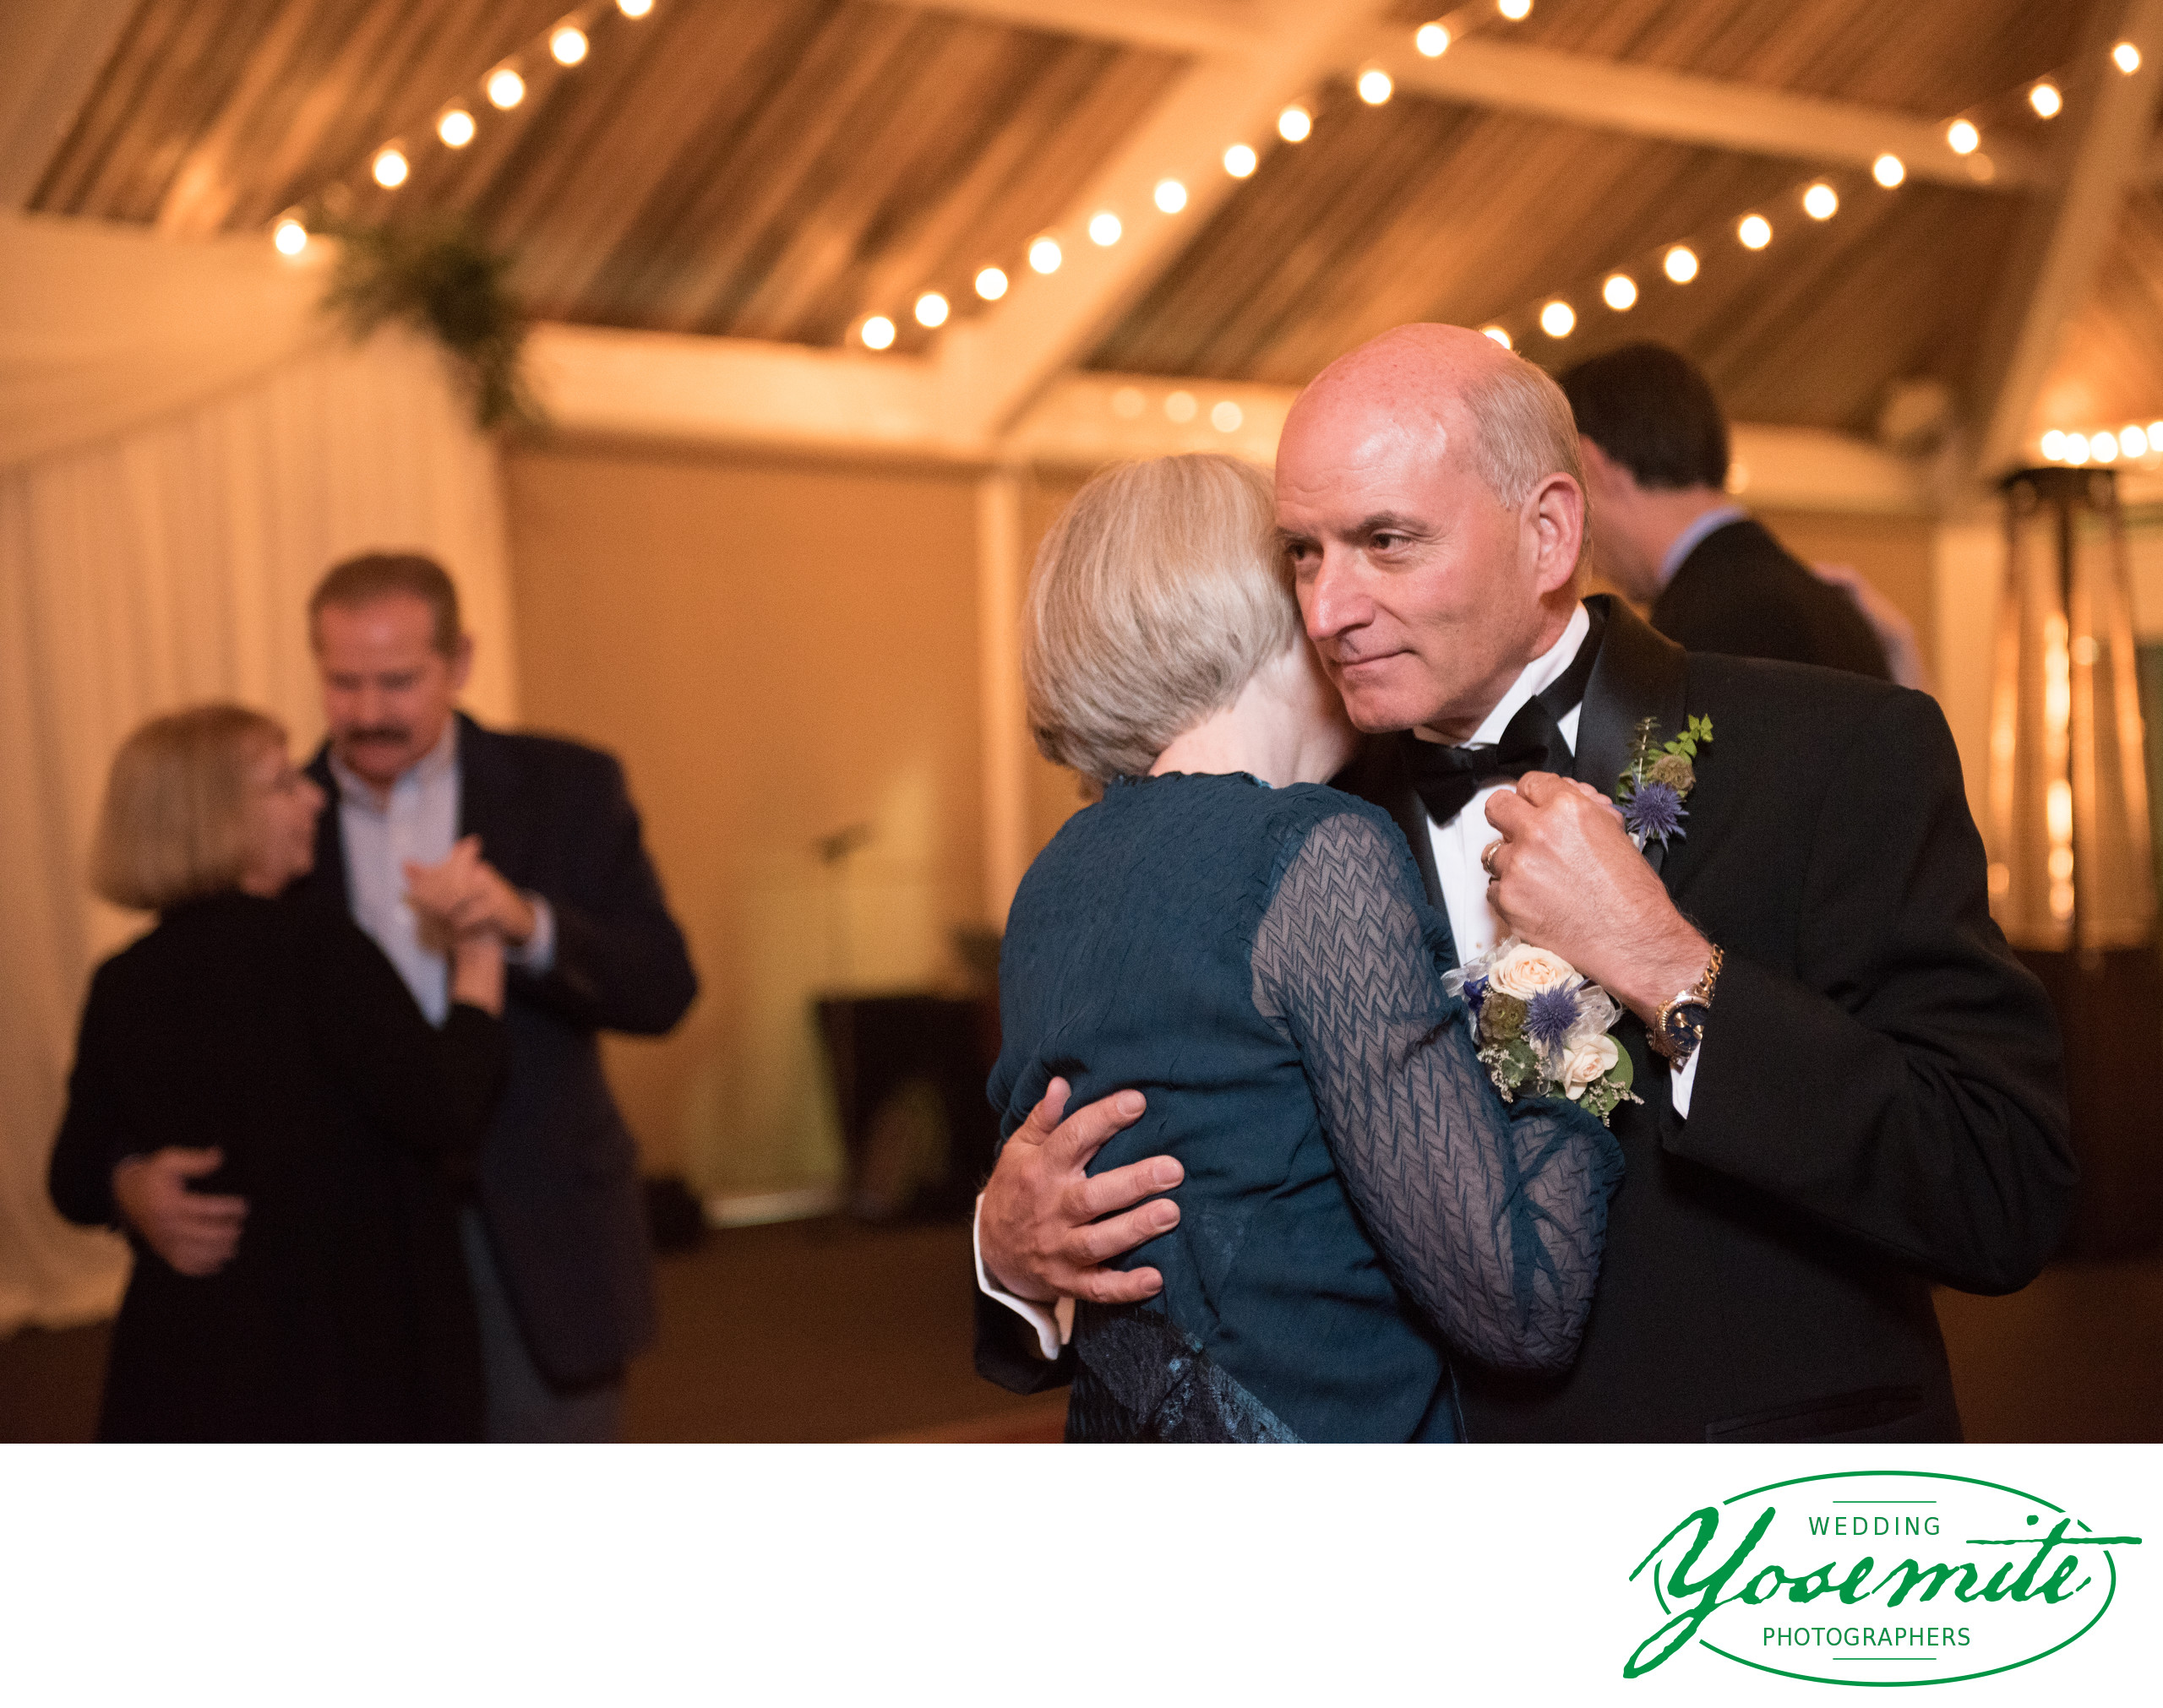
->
xmin=1988 ymin=465 xmax=2162 ymax=1256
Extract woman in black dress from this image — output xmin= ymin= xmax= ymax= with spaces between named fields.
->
xmin=47 ymin=704 xmax=506 ymax=1441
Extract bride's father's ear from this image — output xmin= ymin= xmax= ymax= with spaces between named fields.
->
xmin=978 ymin=1079 xmax=1178 ymax=1304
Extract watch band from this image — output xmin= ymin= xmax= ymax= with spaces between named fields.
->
xmin=1650 ymin=944 xmax=1724 ymax=1062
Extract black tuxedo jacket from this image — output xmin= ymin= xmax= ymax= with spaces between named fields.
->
xmin=1654 ymin=516 xmax=1890 ymax=680
xmin=973 ymin=599 xmax=2075 ymax=1439
xmin=293 ymin=711 xmax=698 ymax=1387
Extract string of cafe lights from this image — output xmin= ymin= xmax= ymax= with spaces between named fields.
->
xmin=1464 ymin=33 xmax=2155 ymax=472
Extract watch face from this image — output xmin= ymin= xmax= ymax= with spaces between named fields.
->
xmin=1659 ymin=1000 xmax=1709 ymax=1056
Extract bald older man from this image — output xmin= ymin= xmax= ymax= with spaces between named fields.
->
xmin=974 ymin=325 xmax=2073 ymax=1443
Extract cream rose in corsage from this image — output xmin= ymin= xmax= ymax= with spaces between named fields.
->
xmin=1443 ymin=937 xmax=1641 ymax=1125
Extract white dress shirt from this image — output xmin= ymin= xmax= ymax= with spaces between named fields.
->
xmin=976 ymin=607 xmax=1698 ymax=1357
xmin=329 ymin=720 xmax=555 ymax=1022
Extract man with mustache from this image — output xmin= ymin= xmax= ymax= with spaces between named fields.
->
xmin=118 ymin=553 xmax=695 ymax=1439
xmin=974 ymin=325 xmax=2073 ymax=1441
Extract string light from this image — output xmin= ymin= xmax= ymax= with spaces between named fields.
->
xmin=1028 ymin=237 xmax=1062 ymax=274
xmin=1212 ymin=400 xmax=1244 ymax=432
xmin=273 ymin=219 xmax=308 ymax=256
xmin=1664 ymin=244 xmax=1698 ymax=283
xmin=1154 ymin=178 xmax=1187 ymax=214
xmin=1164 ymin=390 xmax=1198 ymax=423
xmin=1539 ymin=300 xmax=1576 ymax=338
xmin=550 ymin=26 xmax=588 ymax=66
xmin=2115 ymin=42 xmax=2143 ymax=74
xmin=1223 ymin=144 xmax=1257 ymax=178
xmin=1603 ymin=273 xmax=1637 ymax=310
xmin=2065 ymin=434 xmax=2091 ymax=465
xmin=1872 ymin=153 xmax=1905 ymax=187
xmin=1481 ymin=325 xmax=1512 ymax=349
xmin=2041 ymin=431 xmax=2068 ymax=460
xmin=372 ymin=147 xmax=408 ymax=188
xmin=1737 ymin=214 xmax=1772 ymax=249
xmin=1088 ymin=210 xmax=1122 ymax=246
xmin=1802 ymin=182 xmax=1839 ymax=219
xmin=1498 ymin=0 xmax=1533 ymax=18
xmin=1947 ymin=119 xmax=1979 ymax=154
xmin=1278 ymin=106 xmax=1312 ymax=143
xmin=1415 ymin=24 xmax=1450 ymax=57
xmin=2030 ymin=82 xmax=2062 ymax=118
xmin=974 ymin=266 xmax=1008 ymax=301
xmin=2092 ymin=431 xmax=2120 ymax=463
xmin=618 ymin=0 xmax=654 ymax=15
xmin=913 ymin=291 xmax=949 ymax=328
xmin=438 ymin=109 xmax=476 ymax=147
xmin=487 ymin=68 xmax=525 ymax=109
xmin=1358 ymin=68 xmax=1393 ymax=105
xmin=2122 ymin=425 xmax=2149 ymax=458
xmin=859 ymin=316 xmax=896 ymax=351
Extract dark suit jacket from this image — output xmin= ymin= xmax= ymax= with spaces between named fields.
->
xmin=975 ymin=599 xmax=2076 ymax=1439
xmin=293 ymin=711 xmax=698 ymax=1388
xmin=1654 ymin=517 xmax=1891 ymax=680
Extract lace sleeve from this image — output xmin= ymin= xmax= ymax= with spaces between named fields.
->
xmin=1252 ymin=812 xmax=1623 ymax=1374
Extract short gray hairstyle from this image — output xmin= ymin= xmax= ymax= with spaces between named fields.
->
xmin=1462 ymin=352 xmax=1592 ymax=577
xmin=1024 ymin=454 xmax=1300 ymax=783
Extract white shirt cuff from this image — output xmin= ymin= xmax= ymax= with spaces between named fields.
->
xmin=1670 ymin=1041 xmax=1703 ymax=1118
xmin=973 ymin=1194 xmax=1074 ymax=1361
xmin=504 ymin=893 xmax=556 ymax=973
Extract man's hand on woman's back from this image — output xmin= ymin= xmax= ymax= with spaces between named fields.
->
xmin=978 ymin=1079 xmax=1180 ymax=1304
xmin=111 ymin=1147 xmax=247 ymax=1276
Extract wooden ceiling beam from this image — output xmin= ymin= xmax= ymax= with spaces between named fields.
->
xmin=1370 ymin=35 xmax=2051 ymax=192
xmin=0 ymin=0 xmax=140 ymax=210
xmin=1974 ymin=0 xmax=2163 ymax=476
xmin=933 ymin=0 xmax=1392 ymax=443
xmin=896 ymin=0 xmax=1267 ymax=58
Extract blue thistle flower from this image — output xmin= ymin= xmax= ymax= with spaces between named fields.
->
xmin=1623 ymin=780 xmax=1687 ymax=846
xmin=1525 ymin=986 xmax=1580 ymax=1052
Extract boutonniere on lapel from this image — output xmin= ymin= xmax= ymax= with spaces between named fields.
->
xmin=1615 ymin=714 xmax=1714 ymax=851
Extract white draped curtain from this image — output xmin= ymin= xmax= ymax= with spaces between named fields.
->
xmin=0 ymin=212 xmax=519 ymax=1334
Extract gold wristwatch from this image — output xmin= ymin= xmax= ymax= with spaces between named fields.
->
xmin=1649 ymin=944 xmax=1723 ymax=1064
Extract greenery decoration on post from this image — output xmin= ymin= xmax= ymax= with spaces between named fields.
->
xmin=321 ymin=218 xmax=541 ymax=432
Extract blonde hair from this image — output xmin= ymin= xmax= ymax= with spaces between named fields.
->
xmin=1024 ymin=454 xmax=1299 ymax=783
xmin=90 ymin=704 xmax=287 ymax=911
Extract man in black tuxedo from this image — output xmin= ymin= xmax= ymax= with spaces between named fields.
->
xmin=1559 ymin=342 xmax=1893 ymax=681
xmin=973 ymin=325 xmax=2073 ymax=1441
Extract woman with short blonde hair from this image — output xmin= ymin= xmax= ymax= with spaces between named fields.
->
xmin=50 ymin=703 xmax=509 ymax=1441
xmin=989 ymin=454 xmax=1621 ymax=1441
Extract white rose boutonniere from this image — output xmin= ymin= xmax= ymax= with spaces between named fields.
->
xmin=1442 ymin=936 xmax=1642 ymax=1126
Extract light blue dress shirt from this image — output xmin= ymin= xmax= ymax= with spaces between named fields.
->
xmin=329 ymin=721 xmax=553 ymax=1025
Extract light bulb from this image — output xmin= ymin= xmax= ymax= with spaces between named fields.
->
xmin=438 ymin=109 xmax=476 ymax=147
xmin=1415 ymin=23 xmax=1450 ymax=57
xmin=1947 ymin=119 xmax=1979 ymax=155
xmin=1872 ymin=153 xmax=1904 ymax=188
xmin=1028 ymin=237 xmax=1062 ymax=274
xmin=1278 ymin=106 xmax=1312 ymax=144
xmin=1211 ymin=400 xmax=1243 ymax=432
xmin=373 ymin=148 xmax=408 ymax=188
xmin=2040 ymin=430 xmax=2068 ymax=461
xmin=1153 ymin=178 xmax=1187 ymax=214
xmin=2030 ymin=82 xmax=2062 ymax=118
xmin=1738 ymin=215 xmax=1772 ymax=249
xmin=2066 ymin=434 xmax=2091 ymax=465
xmin=1357 ymin=68 xmax=1393 ymax=105
xmin=1223 ymin=144 xmax=1257 ymax=178
xmin=1802 ymin=182 xmax=1839 ymax=220
xmin=2115 ymin=42 xmax=2142 ymax=74
xmin=913 ymin=291 xmax=949 ymax=328
xmin=2121 ymin=424 xmax=2149 ymax=458
xmin=1164 ymin=390 xmax=1198 ymax=424
xmin=487 ymin=68 xmax=525 ymax=109
xmin=1088 ymin=211 xmax=1122 ymax=246
xmin=1498 ymin=0 xmax=1532 ymax=18
xmin=273 ymin=219 xmax=308 ymax=256
xmin=550 ymin=26 xmax=587 ymax=66
xmin=2092 ymin=432 xmax=2120 ymax=463
xmin=618 ymin=0 xmax=654 ymax=15
xmin=973 ymin=266 xmax=1008 ymax=301
xmin=1603 ymin=274 xmax=1637 ymax=311
xmin=1480 ymin=325 xmax=1512 ymax=349
xmin=1664 ymin=245 xmax=1698 ymax=283
xmin=860 ymin=316 xmax=896 ymax=351
xmin=1539 ymin=300 xmax=1575 ymax=339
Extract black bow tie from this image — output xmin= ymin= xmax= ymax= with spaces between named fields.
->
xmin=1399 ymin=612 xmax=1604 ymax=826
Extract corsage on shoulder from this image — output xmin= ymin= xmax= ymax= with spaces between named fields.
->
xmin=1444 ymin=939 xmax=1642 ymax=1125
xmin=1615 ymin=714 xmax=1713 ymax=850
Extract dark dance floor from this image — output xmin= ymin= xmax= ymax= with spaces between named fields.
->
xmin=1 ymin=1219 xmax=2155 ymax=1443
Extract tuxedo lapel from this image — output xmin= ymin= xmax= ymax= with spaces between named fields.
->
xmin=1572 ymin=595 xmax=1689 ymax=878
